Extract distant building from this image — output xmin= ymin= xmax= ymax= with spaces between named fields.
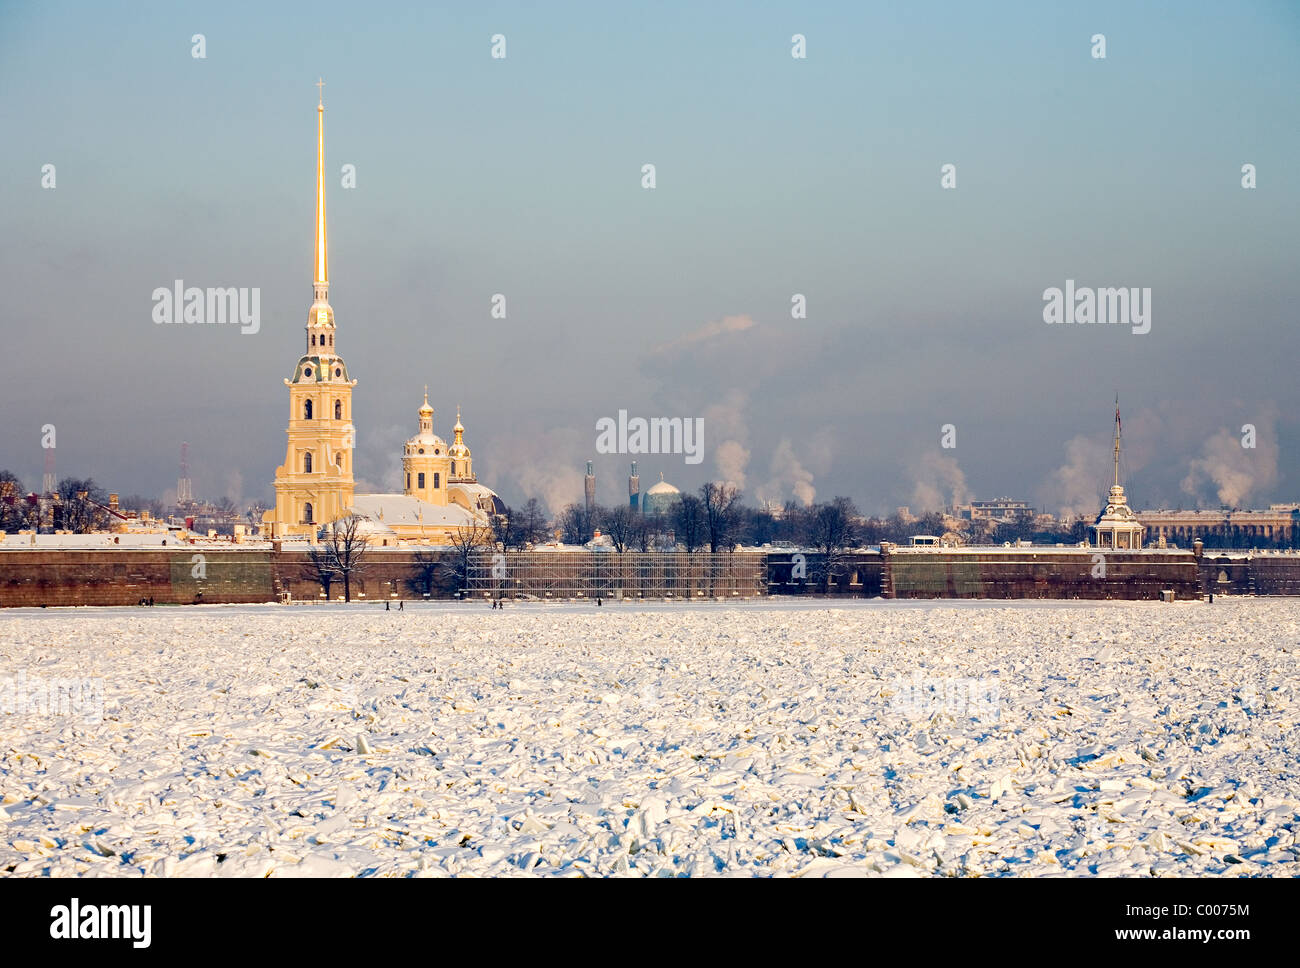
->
xmin=628 ymin=461 xmax=640 ymax=510
xmin=1137 ymin=505 xmax=1300 ymax=546
xmin=584 ymin=460 xmax=596 ymax=515
xmin=955 ymin=499 xmax=1035 ymax=524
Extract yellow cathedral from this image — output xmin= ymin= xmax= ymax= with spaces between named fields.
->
xmin=261 ymin=89 xmax=503 ymax=544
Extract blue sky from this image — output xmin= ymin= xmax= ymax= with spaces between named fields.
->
xmin=1 ymin=0 xmax=1297 ymax=515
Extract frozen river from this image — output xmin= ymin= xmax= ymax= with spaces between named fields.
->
xmin=1 ymin=598 xmax=1296 ymax=877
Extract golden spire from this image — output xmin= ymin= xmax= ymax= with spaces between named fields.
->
xmin=419 ymin=385 xmax=433 ymax=415
xmin=454 ymin=404 xmax=464 ymax=434
xmin=314 ymin=79 xmax=328 ymax=288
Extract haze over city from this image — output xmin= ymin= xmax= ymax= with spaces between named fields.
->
xmin=2 ymin=1 xmax=1297 ymax=517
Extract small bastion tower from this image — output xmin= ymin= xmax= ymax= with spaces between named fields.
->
xmin=1092 ymin=397 xmax=1145 ymax=550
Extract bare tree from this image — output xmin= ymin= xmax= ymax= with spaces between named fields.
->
xmin=804 ymin=496 xmax=860 ymax=592
xmin=557 ymin=502 xmax=594 ymax=545
xmin=673 ymin=494 xmax=706 ymax=552
xmin=303 ymin=542 xmax=340 ymax=599
xmin=0 ymin=471 xmax=27 ymax=532
xmin=121 ymin=493 xmax=166 ymax=520
xmin=517 ymin=498 xmax=548 ymax=547
xmin=321 ymin=514 xmax=370 ymax=602
xmin=493 ymin=505 xmax=524 ymax=550
xmin=407 ymin=548 xmax=443 ymax=598
xmin=56 ymin=477 xmax=109 ymax=533
xmin=446 ymin=521 xmax=495 ymax=595
xmin=700 ymin=481 xmax=743 ymax=553
xmin=739 ymin=505 xmax=779 ymax=546
xmin=634 ymin=510 xmax=654 ymax=551
xmin=600 ymin=504 xmax=637 ymax=553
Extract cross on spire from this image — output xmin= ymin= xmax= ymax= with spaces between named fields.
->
xmin=316 ymin=77 xmax=325 ymax=105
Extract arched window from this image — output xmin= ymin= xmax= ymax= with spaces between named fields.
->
xmin=303 ymin=399 xmax=313 ymax=420
xmin=406 ymin=473 xmax=411 ymax=489
xmin=336 ymin=453 xmax=343 ymax=468
xmin=433 ymin=473 xmax=440 ymax=489
xmin=417 ymin=472 xmax=425 ymax=489
xmin=334 ymin=399 xmax=342 ymax=420
xmin=311 ymin=334 xmax=316 ymax=346
xmin=451 ymin=461 xmax=456 ymax=476
xmin=304 ymin=502 xmax=313 ymax=524
xmin=304 ymin=452 xmax=313 ymax=473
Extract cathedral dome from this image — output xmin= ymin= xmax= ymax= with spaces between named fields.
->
xmin=641 ymin=474 xmax=681 ymax=516
xmin=406 ymin=432 xmax=446 ymax=453
xmin=448 ymin=406 xmax=471 ymax=459
xmin=406 ymin=390 xmax=445 ymax=454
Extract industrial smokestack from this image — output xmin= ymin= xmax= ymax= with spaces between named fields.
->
xmin=584 ymin=460 xmax=595 ymax=515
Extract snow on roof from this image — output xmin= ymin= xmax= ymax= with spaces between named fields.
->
xmin=0 ymin=532 xmax=268 ymax=550
xmin=350 ymin=493 xmax=477 ymax=528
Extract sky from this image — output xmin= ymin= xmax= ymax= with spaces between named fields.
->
xmin=1 ymin=0 xmax=1297 ymax=517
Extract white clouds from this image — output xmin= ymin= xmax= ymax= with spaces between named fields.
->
xmin=1040 ymin=434 xmax=1109 ymax=520
xmin=1180 ymin=413 xmax=1279 ymax=508
xmin=908 ymin=452 xmax=968 ymax=513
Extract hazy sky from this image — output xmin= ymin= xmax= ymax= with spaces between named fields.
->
xmin=2 ymin=0 xmax=1297 ymax=517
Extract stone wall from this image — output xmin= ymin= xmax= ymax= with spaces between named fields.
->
xmin=882 ymin=549 xmax=1201 ymax=600
xmin=10 ymin=544 xmax=1300 ymax=608
xmin=0 ymin=549 xmax=275 ymax=607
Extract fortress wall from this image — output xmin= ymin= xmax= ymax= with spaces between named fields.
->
xmin=11 ymin=546 xmax=1300 ymax=608
xmin=883 ymin=550 xmax=1201 ymax=600
xmin=0 ymin=549 xmax=276 ymax=607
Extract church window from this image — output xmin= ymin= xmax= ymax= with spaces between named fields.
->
xmin=336 ymin=453 xmax=343 ymax=468
xmin=311 ymin=334 xmax=316 ymax=346
xmin=334 ymin=399 xmax=342 ymax=420
xmin=451 ymin=461 xmax=456 ymax=476
xmin=418 ymin=448 xmax=424 ymax=454
xmin=418 ymin=473 xmax=425 ymax=489
xmin=304 ymin=502 xmax=313 ymax=524
xmin=406 ymin=473 xmax=410 ymax=489
xmin=303 ymin=367 xmax=312 ymax=378
xmin=303 ymin=399 xmax=313 ymax=420
xmin=304 ymin=452 xmax=313 ymax=473
xmin=335 ymin=368 xmax=341 ymax=378
xmin=433 ymin=473 xmax=440 ymax=489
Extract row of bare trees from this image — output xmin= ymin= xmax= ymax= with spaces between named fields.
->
xmin=301 ymin=514 xmax=502 ymax=601
xmin=0 ymin=471 xmax=112 ymax=534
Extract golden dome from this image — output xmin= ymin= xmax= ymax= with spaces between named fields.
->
xmin=449 ymin=405 xmax=471 ymax=458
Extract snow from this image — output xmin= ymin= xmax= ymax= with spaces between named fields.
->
xmin=1 ymin=598 xmax=1297 ymax=877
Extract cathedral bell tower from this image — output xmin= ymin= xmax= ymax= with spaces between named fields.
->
xmin=265 ymin=84 xmax=357 ymax=538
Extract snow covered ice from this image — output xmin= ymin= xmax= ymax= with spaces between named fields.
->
xmin=1 ymin=598 xmax=1297 ymax=878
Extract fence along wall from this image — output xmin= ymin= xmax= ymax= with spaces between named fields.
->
xmin=465 ymin=551 xmax=768 ymax=600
